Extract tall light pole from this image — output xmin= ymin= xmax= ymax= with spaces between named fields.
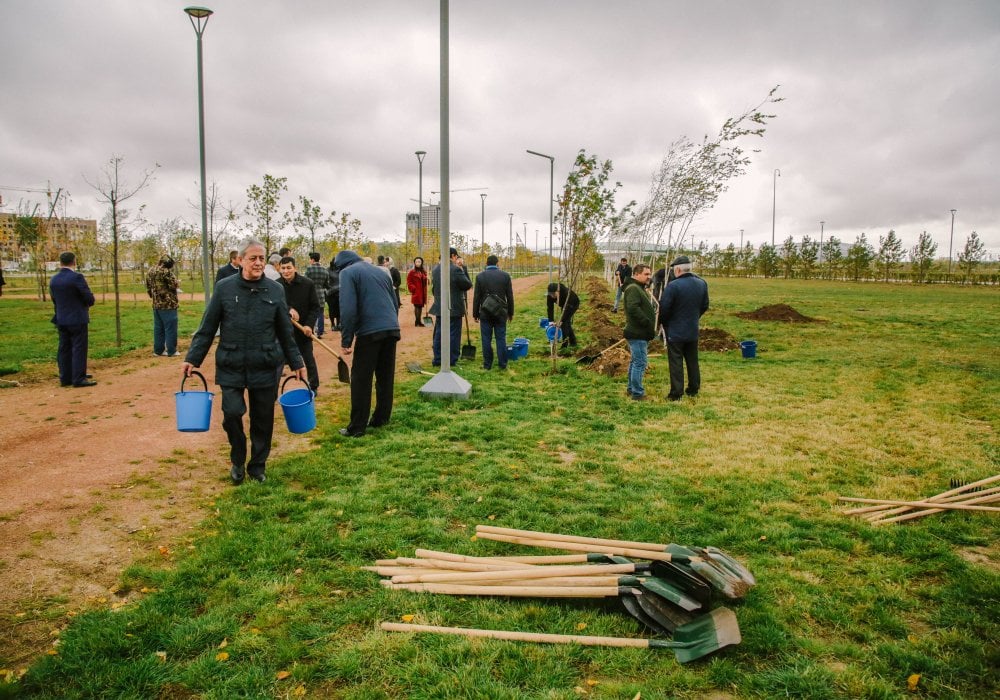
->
xmin=527 ymin=149 xmax=554 ymax=284
xmin=819 ymin=220 xmax=825 ymax=263
xmin=771 ymin=168 xmax=781 ymax=247
xmin=185 ymin=6 xmax=213 ymax=304
xmin=480 ymin=192 xmax=487 ymax=268
xmin=739 ymin=228 xmax=744 ymax=248
xmin=507 ymin=212 xmax=513 ymax=269
xmin=948 ymin=209 xmax=957 ymax=275
xmin=415 ymin=150 xmax=426 ymax=260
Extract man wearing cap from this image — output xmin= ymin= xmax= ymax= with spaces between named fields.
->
xmin=658 ymin=255 xmax=709 ymax=401
xmin=430 ymin=247 xmax=473 ymax=367
xmin=145 ymin=255 xmax=181 ymax=356
xmin=546 ymin=281 xmax=580 ymax=348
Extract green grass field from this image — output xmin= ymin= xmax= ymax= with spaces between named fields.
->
xmin=2 ymin=278 xmax=998 ymax=699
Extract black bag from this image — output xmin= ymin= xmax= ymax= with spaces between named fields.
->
xmin=481 ymin=293 xmax=508 ymax=320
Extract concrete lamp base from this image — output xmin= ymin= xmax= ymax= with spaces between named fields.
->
xmin=418 ymin=371 xmax=472 ymax=400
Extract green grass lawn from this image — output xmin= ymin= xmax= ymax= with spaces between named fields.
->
xmin=3 ymin=278 xmax=998 ymax=699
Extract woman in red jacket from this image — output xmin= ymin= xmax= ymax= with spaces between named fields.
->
xmin=406 ymin=257 xmax=429 ymax=327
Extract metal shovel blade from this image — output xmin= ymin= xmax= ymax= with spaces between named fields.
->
xmin=405 ymin=362 xmax=434 ymax=376
xmin=703 ymin=546 xmax=757 ymax=587
xmin=665 ymin=544 xmax=750 ymax=600
xmin=650 ymin=607 xmax=742 ymax=664
xmin=619 ymin=594 xmax=673 ymax=635
xmin=461 ymin=343 xmax=477 ymax=360
xmin=337 ymin=358 xmax=351 ymax=384
xmin=635 ymin=588 xmax=697 ymax=633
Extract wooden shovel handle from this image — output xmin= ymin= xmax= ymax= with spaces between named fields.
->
xmin=390 ymin=563 xmax=637 ymax=584
xmin=385 ymin=582 xmax=629 ymax=597
xmin=413 ymin=548 xmax=592 ymax=566
xmin=473 ymin=532 xmax=683 ymax=563
xmin=291 ymin=318 xmax=345 ymax=360
xmin=476 ymin=524 xmax=668 ymax=553
xmin=846 ymin=475 xmax=1000 ymax=516
xmin=837 ymin=497 xmax=1000 ymax=512
xmin=381 ymin=622 xmax=649 ymax=648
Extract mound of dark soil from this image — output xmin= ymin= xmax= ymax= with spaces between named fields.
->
xmin=735 ymin=303 xmax=819 ymax=323
xmin=699 ymin=327 xmax=739 ymax=352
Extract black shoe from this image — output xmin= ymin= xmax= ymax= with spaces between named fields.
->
xmin=482 ymin=365 xmax=492 ymax=370
xmin=685 ymin=390 xmax=698 ymax=397
xmin=230 ymin=464 xmax=245 ymax=485
xmin=667 ymin=395 xmax=682 ymax=402
xmin=631 ymin=394 xmax=647 ymax=401
xmin=73 ymin=380 xmax=98 ymax=387
xmin=248 ymin=473 xmax=266 ymax=483
xmin=61 ymin=382 xmax=72 ymax=387
xmin=339 ymin=428 xmax=365 ymax=438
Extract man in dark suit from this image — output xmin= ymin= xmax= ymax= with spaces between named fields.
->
xmin=215 ymin=250 xmax=240 ymax=284
xmin=49 ymin=251 xmax=97 ymax=387
xmin=472 ymin=255 xmax=515 ymax=370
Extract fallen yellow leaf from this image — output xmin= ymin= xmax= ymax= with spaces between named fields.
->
xmin=218 ymin=638 xmax=228 ymax=649
xmin=586 ymin=679 xmax=598 ymax=687
xmin=215 ymin=651 xmax=229 ymax=662
xmin=46 ymin=650 xmax=57 ymax=656
xmin=576 ymin=623 xmax=587 ymax=631
xmin=907 ymin=674 xmax=920 ymax=691
xmin=155 ymin=651 xmax=167 ymax=662
xmin=401 ymin=615 xmax=415 ymax=623
xmin=292 ymin=684 xmax=306 ymax=696
xmin=250 ymin=627 xmax=261 ymax=634
xmin=470 ymin=535 xmax=478 ymax=541
xmin=276 ymin=670 xmax=292 ymax=680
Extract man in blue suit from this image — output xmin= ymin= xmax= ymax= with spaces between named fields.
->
xmin=49 ymin=251 xmax=97 ymax=387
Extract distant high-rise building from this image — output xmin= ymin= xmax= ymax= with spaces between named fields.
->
xmin=406 ymin=205 xmax=441 ymax=251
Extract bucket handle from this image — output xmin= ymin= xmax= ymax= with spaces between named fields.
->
xmin=180 ymin=370 xmax=209 ymax=393
xmin=281 ymin=375 xmax=313 ymax=397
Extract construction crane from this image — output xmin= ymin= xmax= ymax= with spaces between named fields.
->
xmin=430 ymin=187 xmax=488 ymax=195
xmin=0 ymin=184 xmax=65 ymax=212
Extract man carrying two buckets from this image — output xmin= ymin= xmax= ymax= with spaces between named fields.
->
xmin=181 ymin=239 xmax=308 ymax=485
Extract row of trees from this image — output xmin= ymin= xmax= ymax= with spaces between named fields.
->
xmin=689 ymin=230 xmax=992 ymax=282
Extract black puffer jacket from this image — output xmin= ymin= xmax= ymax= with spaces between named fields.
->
xmin=185 ymin=274 xmax=303 ymax=389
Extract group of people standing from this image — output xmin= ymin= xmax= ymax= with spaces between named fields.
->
xmin=618 ymin=254 xmax=710 ymax=401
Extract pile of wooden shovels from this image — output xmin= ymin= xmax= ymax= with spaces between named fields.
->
xmin=371 ymin=525 xmax=755 ymax=663
xmin=839 ymin=474 xmax=1000 ymax=525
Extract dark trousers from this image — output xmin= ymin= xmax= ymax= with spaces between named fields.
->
xmin=347 ymin=333 xmax=398 ymax=433
xmin=153 ymin=309 xmax=178 ymax=355
xmin=295 ymin=336 xmax=319 ymax=393
xmin=413 ymin=305 xmax=424 ymax=327
xmin=327 ymin=292 xmax=340 ymax=328
xmin=667 ymin=339 xmax=701 ymax=399
xmin=480 ymin=317 xmax=508 ymax=369
xmin=560 ymin=311 xmax=577 ymax=347
xmin=56 ymin=323 xmax=89 ymax=385
xmin=221 ymin=384 xmax=278 ymax=478
xmin=432 ymin=315 xmax=462 ymax=366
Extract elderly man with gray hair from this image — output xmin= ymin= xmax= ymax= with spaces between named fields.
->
xmin=183 ymin=239 xmax=306 ymax=485
xmin=657 ymin=255 xmax=709 ymax=401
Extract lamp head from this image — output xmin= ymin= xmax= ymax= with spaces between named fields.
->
xmin=184 ymin=6 xmax=213 ymax=18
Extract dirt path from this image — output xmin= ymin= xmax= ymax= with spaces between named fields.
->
xmin=0 ymin=274 xmax=545 ymax=666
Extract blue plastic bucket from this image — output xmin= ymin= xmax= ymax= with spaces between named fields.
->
xmin=506 ymin=345 xmax=519 ymax=360
xmin=176 ymin=370 xmax=213 ymax=432
xmin=512 ymin=337 xmax=530 ymax=359
xmin=538 ymin=317 xmax=550 ymax=328
xmin=278 ymin=377 xmax=316 ymax=434
xmin=740 ymin=340 xmax=757 ymax=359
xmin=545 ymin=324 xmax=563 ymax=342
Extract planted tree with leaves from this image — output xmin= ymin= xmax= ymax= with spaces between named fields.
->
xmin=628 ymin=86 xmax=783 ymax=263
xmin=779 ymin=236 xmax=799 ymax=278
xmin=245 ymin=174 xmax=288 ymax=254
xmin=845 ymin=233 xmax=875 ymax=281
xmin=820 ymin=236 xmax=843 ymax=279
xmin=957 ymin=231 xmax=986 ymax=280
xmin=799 ymin=236 xmax=819 ymax=279
xmin=85 ymin=155 xmax=157 ymax=345
xmin=909 ymin=231 xmax=937 ymax=283
xmin=876 ymin=229 xmax=904 ymax=281
xmin=289 ymin=195 xmax=333 ymax=252
xmin=325 ymin=212 xmax=364 ymax=251
xmin=756 ymin=243 xmax=779 ymax=278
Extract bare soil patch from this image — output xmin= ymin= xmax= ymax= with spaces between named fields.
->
xmin=700 ymin=327 xmax=740 ymax=352
xmin=0 ymin=274 xmax=546 ymax=667
xmin=735 ymin=303 xmax=821 ymax=323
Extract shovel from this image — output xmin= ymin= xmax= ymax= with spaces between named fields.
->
xmin=405 ymin=361 xmax=434 ymax=376
xmin=476 ymin=525 xmax=754 ymax=594
xmin=576 ymin=339 xmax=626 ymax=365
xmin=381 ymin=606 xmax=741 ymax=663
xmin=291 ymin=318 xmax=350 ymax=384
xmin=462 ymin=311 xmax=477 ymax=360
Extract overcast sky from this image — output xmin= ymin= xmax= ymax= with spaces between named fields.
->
xmin=3 ymin=0 xmax=999 ymax=259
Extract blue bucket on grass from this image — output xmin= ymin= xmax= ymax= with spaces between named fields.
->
xmin=506 ymin=345 xmax=519 ymax=360
xmin=176 ymin=370 xmax=213 ymax=432
xmin=538 ymin=316 xmax=550 ymax=328
xmin=512 ymin=337 xmax=530 ymax=359
xmin=545 ymin=324 xmax=563 ymax=342
xmin=740 ymin=340 xmax=757 ymax=359
xmin=278 ymin=376 xmax=316 ymax=434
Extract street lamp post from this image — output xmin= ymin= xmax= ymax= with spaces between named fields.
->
xmin=819 ymin=220 xmax=825 ymax=263
xmin=415 ymin=150 xmax=426 ymax=260
xmin=739 ymin=228 xmax=744 ymax=249
xmin=507 ymin=213 xmax=513 ymax=269
xmin=948 ymin=209 xmax=957 ymax=275
xmin=185 ymin=5 xmax=213 ymax=304
xmin=480 ymin=192 xmax=487 ymax=268
xmin=526 ymin=149 xmax=554 ymax=284
xmin=771 ymin=168 xmax=781 ymax=247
